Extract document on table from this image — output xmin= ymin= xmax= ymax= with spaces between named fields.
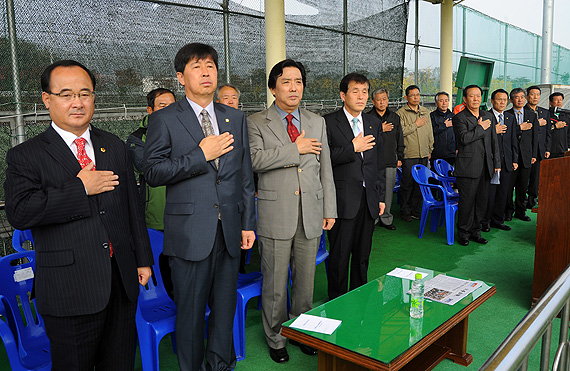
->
xmin=387 ymin=267 xmax=428 ymax=280
xmin=422 ymin=274 xmax=483 ymax=305
xmin=290 ymin=314 xmax=342 ymax=335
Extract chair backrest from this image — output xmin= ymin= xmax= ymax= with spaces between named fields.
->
xmin=434 ymin=159 xmax=455 ymax=178
xmin=411 ymin=165 xmax=444 ymax=202
xmin=0 ymin=251 xmax=50 ymax=365
xmin=12 ymin=229 xmax=34 ymax=253
xmin=139 ymin=229 xmax=172 ymax=305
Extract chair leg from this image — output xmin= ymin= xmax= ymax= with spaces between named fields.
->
xmin=446 ymin=207 xmax=457 ymax=245
xmin=430 ymin=208 xmax=440 ymax=233
xmin=419 ymin=206 xmax=429 ymax=238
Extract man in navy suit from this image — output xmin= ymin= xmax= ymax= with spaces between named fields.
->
xmin=453 ymin=85 xmax=500 ymax=246
xmin=324 ymin=73 xmax=385 ymax=300
xmin=144 ymin=43 xmax=256 ymax=371
xmin=482 ymin=89 xmax=519 ymax=232
xmin=4 ymin=60 xmax=153 ymax=370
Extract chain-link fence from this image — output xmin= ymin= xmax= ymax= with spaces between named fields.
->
xmin=0 ymin=0 xmax=410 ymax=254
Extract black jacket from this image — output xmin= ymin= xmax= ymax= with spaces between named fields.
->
xmin=549 ymin=107 xmax=570 ymax=154
xmin=506 ymin=107 xmax=539 ymax=169
xmin=430 ymin=109 xmax=456 ymax=159
xmin=368 ymin=107 xmax=405 ymax=168
xmin=525 ymin=104 xmax=551 ymax=160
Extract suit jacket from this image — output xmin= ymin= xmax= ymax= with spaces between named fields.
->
xmin=453 ymin=109 xmax=500 ymax=178
xmin=4 ymin=125 xmax=153 ymax=317
xmin=324 ymin=109 xmax=386 ymax=220
xmin=506 ymin=107 xmax=539 ymax=168
xmin=525 ymin=104 xmax=551 ymax=160
xmin=247 ymin=104 xmax=337 ymax=240
xmin=489 ymin=109 xmax=519 ymax=172
xmin=549 ymin=108 xmax=570 ymax=154
xmin=144 ymin=99 xmax=256 ymax=261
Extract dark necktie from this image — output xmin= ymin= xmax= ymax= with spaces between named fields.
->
xmin=286 ymin=114 xmax=300 ymax=143
xmin=200 ymin=109 xmax=219 ymax=169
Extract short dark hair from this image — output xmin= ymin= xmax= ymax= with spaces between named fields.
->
xmin=491 ymin=89 xmax=509 ymax=100
xmin=174 ymin=43 xmax=218 ymax=73
xmin=549 ymin=92 xmax=565 ymax=102
xmin=463 ymin=84 xmax=482 ymax=96
xmin=434 ymin=91 xmax=449 ymax=102
xmin=526 ymin=85 xmax=541 ymax=95
xmin=339 ymin=73 xmax=369 ymax=93
xmin=510 ymin=87 xmax=526 ymax=100
xmin=267 ymin=59 xmax=306 ymax=90
xmin=41 ymin=60 xmax=96 ymax=93
xmin=147 ymin=88 xmax=175 ymax=108
xmin=405 ymin=85 xmax=420 ymax=96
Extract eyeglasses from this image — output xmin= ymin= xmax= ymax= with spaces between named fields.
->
xmin=48 ymin=90 xmax=95 ymax=101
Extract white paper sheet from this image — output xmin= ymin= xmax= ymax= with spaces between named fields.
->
xmin=387 ymin=267 xmax=428 ymax=281
xmin=289 ymin=314 xmax=342 ymax=335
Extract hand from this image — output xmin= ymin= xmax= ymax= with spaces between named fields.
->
xmin=138 ymin=266 xmax=152 ymax=286
xmin=513 ymin=163 xmax=518 ymax=171
xmin=555 ymin=121 xmax=567 ymax=129
xmin=495 ymin=124 xmax=507 ymax=135
xmin=382 ymin=121 xmax=394 ymax=132
xmin=444 ymin=118 xmax=453 ymax=128
xmin=352 ymin=133 xmax=375 ymax=153
xmin=322 ymin=218 xmax=335 ymax=230
xmin=546 ymin=151 xmax=551 ymax=158
xmin=77 ymin=162 xmax=119 ymax=195
xmin=199 ymin=132 xmax=234 ymax=161
xmin=531 ymin=157 xmax=536 ymax=164
xmin=415 ymin=117 xmax=427 ymax=128
xmin=397 ymin=160 xmax=402 ymax=167
xmin=378 ymin=202 xmax=386 ymax=216
xmin=478 ymin=117 xmax=491 ymax=130
xmin=520 ymin=121 xmax=533 ymax=131
xmin=241 ymin=230 xmax=256 ymax=250
xmin=538 ymin=117 xmax=547 ymax=126
xmin=295 ymin=130 xmax=322 ymax=155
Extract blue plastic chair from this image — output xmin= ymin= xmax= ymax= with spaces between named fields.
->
xmin=136 ymin=229 xmax=177 ymax=371
xmin=412 ymin=165 xmax=458 ymax=245
xmin=12 ymin=229 xmax=34 ymax=253
xmin=315 ymin=231 xmax=329 ymax=274
xmin=433 ymin=159 xmax=459 ymax=201
xmin=234 ymin=271 xmax=263 ymax=361
xmin=0 ymin=251 xmax=51 ymax=371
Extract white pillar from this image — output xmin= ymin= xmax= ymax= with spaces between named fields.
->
xmin=265 ymin=0 xmax=286 ymax=106
xmin=541 ymin=0 xmax=554 ymax=84
xmin=440 ymin=0 xmax=453 ymax=98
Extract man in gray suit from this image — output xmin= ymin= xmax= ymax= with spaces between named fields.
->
xmin=247 ymin=59 xmax=337 ymax=363
xmin=144 ymin=43 xmax=256 ymax=371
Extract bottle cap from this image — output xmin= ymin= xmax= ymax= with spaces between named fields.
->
xmin=415 ymin=273 xmax=422 ymax=280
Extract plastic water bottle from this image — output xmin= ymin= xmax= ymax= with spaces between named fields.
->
xmin=410 ymin=273 xmax=424 ymax=318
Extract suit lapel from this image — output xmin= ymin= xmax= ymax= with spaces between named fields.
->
xmin=90 ymin=127 xmax=109 ymax=171
xmin=175 ymin=99 xmax=207 ymax=147
xmin=299 ymin=108 xmax=313 ymax=135
xmin=42 ymin=126 xmax=82 ymax=177
xmin=214 ymin=103 xmax=231 ymax=171
xmin=336 ymin=110 xmax=362 ymax=162
xmin=266 ymin=104 xmax=290 ymax=146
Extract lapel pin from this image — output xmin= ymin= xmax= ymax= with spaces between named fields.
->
xmin=369 ymin=126 xmax=372 ymax=129
xmin=100 ymin=148 xmax=106 ymax=153
xmin=225 ymin=118 xmax=230 ymax=122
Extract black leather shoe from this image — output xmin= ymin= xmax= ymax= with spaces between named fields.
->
xmin=504 ymin=215 xmax=513 ymax=221
xmin=481 ymin=224 xmax=490 ymax=232
xmin=491 ymin=223 xmax=511 ymax=231
xmin=378 ymin=221 xmax=397 ymax=230
xmin=290 ymin=339 xmax=318 ymax=355
xmin=514 ymin=214 xmax=531 ymax=222
xmin=401 ymin=214 xmax=412 ymax=222
xmin=411 ymin=212 xmax=421 ymax=220
xmin=469 ymin=235 xmax=488 ymax=244
xmin=457 ymin=238 xmax=469 ymax=246
xmin=269 ymin=347 xmax=289 ymax=363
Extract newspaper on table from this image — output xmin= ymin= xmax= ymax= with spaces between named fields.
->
xmin=421 ymin=274 xmax=483 ymax=306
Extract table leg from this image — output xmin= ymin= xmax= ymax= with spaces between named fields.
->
xmin=436 ymin=316 xmax=473 ymax=366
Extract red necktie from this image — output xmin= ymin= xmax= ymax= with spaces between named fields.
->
xmin=286 ymin=114 xmax=300 ymax=143
xmin=74 ymin=138 xmax=95 ymax=170
xmin=74 ymin=138 xmax=113 ymax=257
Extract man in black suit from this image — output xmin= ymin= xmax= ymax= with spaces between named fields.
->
xmin=525 ymin=86 xmax=551 ymax=209
xmin=144 ymin=43 xmax=256 ymax=371
xmin=482 ymin=89 xmax=519 ymax=232
xmin=324 ymin=73 xmax=385 ymax=300
xmin=4 ymin=60 xmax=153 ymax=370
xmin=548 ymin=92 xmax=570 ymax=158
xmin=453 ymin=85 xmax=500 ymax=246
xmin=505 ymin=88 xmax=538 ymax=222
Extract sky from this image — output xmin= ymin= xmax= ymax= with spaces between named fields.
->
xmin=461 ymin=0 xmax=570 ymax=49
